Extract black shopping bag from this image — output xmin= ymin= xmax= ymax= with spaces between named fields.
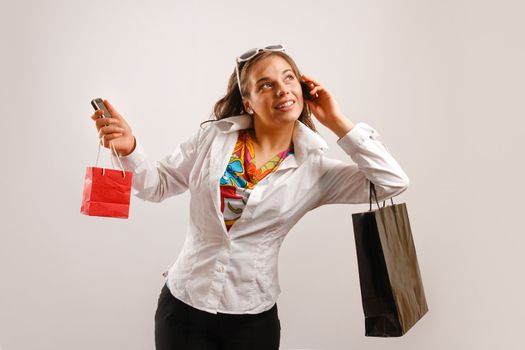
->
xmin=351 ymin=181 xmax=428 ymax=337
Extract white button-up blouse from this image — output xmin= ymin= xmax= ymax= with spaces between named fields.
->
xmin=116 ymin=114 xmax=409 ymax=314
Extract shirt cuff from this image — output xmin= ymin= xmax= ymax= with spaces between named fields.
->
xmin=111 ymin=140 xmax=147 ymax=172
xmin=336 ymin=122 xmax=381 ymax=155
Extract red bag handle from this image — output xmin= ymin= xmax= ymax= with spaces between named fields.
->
xmin=95 ymin=138 xmax=127 ymax=178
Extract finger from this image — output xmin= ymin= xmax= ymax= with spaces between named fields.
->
xmin=301 ymin=74 xmax=321 ymax=86
xmin=95 ymin=117 xmax=119 ymax=129
xmin=310 ymin=86 xmax=324 ymax=96
xmin=305 ymin=94 xmax=319 ymax=104
xmin=303 ymin=81 xmax=315 ymax=91
xmin=91 ymin=109 xmax=105 ymax=120
xmin=102 ymin=133 xmax=123 ymax=142
xmin=99 ymin=125 xmax=125 ymax=137
xmin=95 ymin=121 xmax=118 ymax=133
xmin=99 ymin=134 xmax=123 ymax=149
xmin=103 ymin=99 xmax=122 ymax=119
xmin=106 ymin=125 xmax=125 ymax=133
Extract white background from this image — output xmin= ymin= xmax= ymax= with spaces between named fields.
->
xmin=1 ymin=0 xmax=524 ymax=349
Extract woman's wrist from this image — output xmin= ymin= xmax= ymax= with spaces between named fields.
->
xmin=120 ymin=136 xmax=137 ymax=157
xmin=327 ymin=116 xmax=355 ymax=139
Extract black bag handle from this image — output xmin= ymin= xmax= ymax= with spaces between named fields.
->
xmin=369 ymin=181 xmax=394 ymax=211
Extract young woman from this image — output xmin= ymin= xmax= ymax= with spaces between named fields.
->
xmin=90 ymin=45 xmax=409 ymax=350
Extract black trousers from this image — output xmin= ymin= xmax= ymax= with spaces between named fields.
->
xmin=155 ymin=283 xmax=281 ymax=350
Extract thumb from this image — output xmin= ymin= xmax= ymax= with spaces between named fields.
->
xmin=103 ymin=99 xmax=122 ymax=119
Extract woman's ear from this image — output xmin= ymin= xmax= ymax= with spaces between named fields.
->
xmin=242 ymin=99 xmax=253 ymax=115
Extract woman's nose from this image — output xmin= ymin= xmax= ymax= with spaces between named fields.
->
xmin=276 ymin=83 xmax=290 ymax=96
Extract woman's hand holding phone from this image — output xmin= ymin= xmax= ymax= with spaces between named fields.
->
xmin=90 ymin=99 xmax=136 ymax=156
xmin=300 ymin=74 xmax=352 ymax=133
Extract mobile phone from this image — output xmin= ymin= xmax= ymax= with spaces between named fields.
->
xmin=91 ymin=98 xmax=112 ymax=118
xmin=301 ymin=81 xmax=314 ymax=100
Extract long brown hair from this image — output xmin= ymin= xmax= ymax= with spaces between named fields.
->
xmin=200 ymin=51 xmax=317 ymax=132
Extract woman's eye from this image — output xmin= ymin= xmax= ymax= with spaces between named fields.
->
xmin=259 ymin=75 xmax=294 ymax=90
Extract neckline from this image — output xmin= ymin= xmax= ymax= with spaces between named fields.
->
xmin=242 ymin=129 xmax=293 ymax=173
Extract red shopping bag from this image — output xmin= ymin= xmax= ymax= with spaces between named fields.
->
xmin=81 ymin=141 xmax=133 ymax=219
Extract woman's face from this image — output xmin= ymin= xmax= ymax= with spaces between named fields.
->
xmin=243 ymin=55 xmax=304 ymax=129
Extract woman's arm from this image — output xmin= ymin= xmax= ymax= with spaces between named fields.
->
xmin=301 ymin=74 xmax=409 ymax=206
xmin=315 ymin=122 xmax=409 ymax=206
xmin=112 ymin=124 xmax=208 ymax=203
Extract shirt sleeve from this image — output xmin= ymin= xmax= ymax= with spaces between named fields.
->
xmin=111 ymin=125 xmax=207 ymax=203
xmin=314 ymin=122 xmax=410 ymax=206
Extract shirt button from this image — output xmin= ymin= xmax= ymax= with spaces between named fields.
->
xmin=217 ymin=265 xmax=224 ymax=273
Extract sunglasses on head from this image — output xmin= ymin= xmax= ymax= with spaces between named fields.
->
xmin=235 ymin=44 xmax=286 ymax=97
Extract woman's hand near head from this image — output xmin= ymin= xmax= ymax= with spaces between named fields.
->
xmin=301 ymin=74 xmax=355 ymax=138
xmin=90 ymin=99 xmax=136 ymax=156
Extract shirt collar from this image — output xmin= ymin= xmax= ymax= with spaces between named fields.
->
xmin=214 ymin=114 xmax=328 ymax=164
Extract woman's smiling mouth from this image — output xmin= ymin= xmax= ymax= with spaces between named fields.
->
xmin=274 ymin=100 xmax=295 ymax=111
